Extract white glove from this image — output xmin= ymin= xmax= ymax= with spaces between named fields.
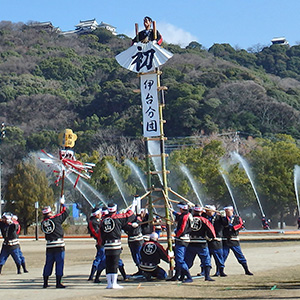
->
xmin=220 ymin=210 xmax=226 ymax=217
xmin=131 ymin=197 xmax=139 ymax=212
xmin=60 ymin=195 xmax=65 ymax=205
xmin=6 ymin=218 xmax=13 ymax=225
xmin=168 ymin=250 xmax=174 ymax=258
xmin=131 ymin=222 xmax=139 ymax=228
xmin=132 ymin=199 xmax=138 ymax=207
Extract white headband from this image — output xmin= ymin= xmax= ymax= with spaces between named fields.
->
xmin=92 ymin=209 xmax=102 ymax=216
xmin=42 ymin=206 xmax=52 ymax=214
xmin=224 ymin=206 xmax=234 ymax=210
xmin=193 ymin=206 xmax=203 ymax=212
xmin=177 ymin=203 xmax=188 ymax=210
xmin=205 ymin=205 xmax=216 ymax=211
xmin=108 ymin=204 xmax=117 ymax=212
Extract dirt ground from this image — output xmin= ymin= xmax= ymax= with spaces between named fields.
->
xmin=0 ymin=235 xmax=300 ymax=300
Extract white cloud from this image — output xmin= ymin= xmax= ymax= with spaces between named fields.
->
xmin=157 ymin=22 xmax=198 ymax=47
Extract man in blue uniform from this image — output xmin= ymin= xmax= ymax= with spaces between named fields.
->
xmin=12 ymin=215 xmax=28 ymax=273
xmin=222 ymin=206 xmax=253 ymax=276
xmin=87 ymin=207 xmax=104 ymax=282
xmin=41 ymin=197 xmax=70 ymax=288
xmin=123 ymin=214 xmax=144 ymax=276
xmin=139 ymin=232 xmax=170 ymax=281
xmin=0 ymin=213 xmax=22 ymax=274
xmin=167 ymin=201 xmax=193 ymax=283
xmin=202 ymin=205 xmax=227 ymax=277
xmin=185 ymin=205 xmax=215 ymax=281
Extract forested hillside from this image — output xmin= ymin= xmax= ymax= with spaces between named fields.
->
xmin=1 ymin=21 xmax=300 ymax=227
xmin=1 ymin=22 xmax=300 ymax=150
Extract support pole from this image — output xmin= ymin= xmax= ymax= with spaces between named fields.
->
xmin=0 ymin=159 xmax=2 ymax=217
xmin=35 ymin=201 xmax=39 ymax=241
xmin=156 ymin=69 xmax=174 ymax=274
xmin=144 ymin=138 xmax=153 ymax=221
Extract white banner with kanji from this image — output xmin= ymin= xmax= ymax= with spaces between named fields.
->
xmin=140 ymin=73 xmax=160 ymax=137
xmin=115 ymin=42 xmax=173 ymax=73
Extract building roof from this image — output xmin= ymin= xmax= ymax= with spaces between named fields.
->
xmin=75 ymin=19 xmax=98 ymax=28
xmin=271 ymin=37 xmax=289 ymax=45
xmin=99 ymin=21 xmax=116 ymax=29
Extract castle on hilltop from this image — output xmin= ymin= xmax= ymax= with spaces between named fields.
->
xmin=28 ymin=18 xmax=117 ymax=36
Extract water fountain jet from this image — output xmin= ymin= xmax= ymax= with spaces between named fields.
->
xmin=231 ymin=152 xmax=265 ymax=217
xmin=179 ymin=164 xmax=203 ymax=206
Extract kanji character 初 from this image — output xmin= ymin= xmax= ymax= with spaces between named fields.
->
xmin=131 ymin=46 xmax=156 ymax=72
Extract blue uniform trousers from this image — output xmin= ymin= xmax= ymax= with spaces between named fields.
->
xmin=185 ymin=245 xmax=211 ymax=269
xmin=93 ymin=245 xmax=105 ymax=269
xmin=0 ymin=245 xmax=21 ymax=266
xmin=43 ymin=249 xmax=65 ymax=276
xmin=145 ymin=266 xmax=167 ymax=279
xmin=223 ymin=244 xmax=247 ymax=265
xmin=17 ymin=248 xmax=25 ymax=264
xmin=128 ymin=242 xmax=142 ymax=266
xmin=209 ymin=247 xmax=224 ymax=269
xmin=174 ymin=244 xmax=189 ymax=272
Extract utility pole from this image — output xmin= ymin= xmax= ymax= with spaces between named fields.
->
xmin=35 ymin=201 xmax=39 ymax=240
xmin=0 ymin=159 xmax=2 ymax=217
xmin=0 ymin=122 xmax=5 ymax=217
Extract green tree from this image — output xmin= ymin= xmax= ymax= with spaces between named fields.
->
xmin=168 ymin=140 xmax=226 ymax=204
xmin=246 ymin=135 xmax=300 ymax=223
xmin=5 ymin=160 xmax=54 ymax=234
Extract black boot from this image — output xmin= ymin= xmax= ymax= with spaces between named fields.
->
xmin=43 ymin=276 xmax=49 ymax=288
xmin=16 ymin=264 xmax=21 ymax=274
xmin=178 ymin=273 xmax=185 ymax=281
xmin=242 ymin=263 xmax=253 ymax=275
xmin=88 ymin=265 xmax=97 ymax=281
xmin=119 ymin=264 xmax=129 ymax=281
xmin=219 ymin=267 xmax=227 ymax=277
xmin=182 ymin=269 xmax=193 ymax=283
xmin=204 ymin=266 xmax=215 ymax=281
xmin=166 ymin=269 xmax=181 ymax=281
xmin=22 ymin=263 xmax=29 ymax=273
xmin=144 ymin=272 xmax=152 ymax=281
xmin=56 ymin=275 xmax=65 ymax=288
xmin=0 ymin=265 xmax=3 ymax=274
xmin=94 ymin=269 xmax=102 ymax=283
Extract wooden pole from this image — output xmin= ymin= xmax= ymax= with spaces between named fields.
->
xmin=169 ymin=188 xmax=195 ymax=207
xmin=156 ymin=69 xmax=174 ymax=274
xmin=153 ymin=21 xmax=157 ymax=40
xmin=144 ymin=138 xmax=153 ymax=222
xmin=135 ymin=23 xmax=139 ymax=42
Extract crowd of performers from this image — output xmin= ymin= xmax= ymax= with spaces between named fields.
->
xmin=0 ymin=196 xmax=253 ymax=289
xmin=84 ymin=200 xmax=253 ymax=288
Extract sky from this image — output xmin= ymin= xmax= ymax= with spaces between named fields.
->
xmin=1 ymin=0 xmax=300 ymax=49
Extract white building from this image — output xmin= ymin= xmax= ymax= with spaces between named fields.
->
xmin=61 ymin=18 xmax=117 ymax=36
xmin=271 ymin=37 xmax=289 ymax=46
